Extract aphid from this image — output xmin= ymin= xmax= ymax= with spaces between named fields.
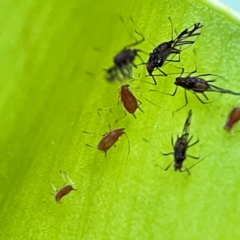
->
xmin=49 ymin=171 xmax=76 ymax=203
xmin=105 ymin=19 xmax=145 ymax=82
xmin=119 ymin=84 xmax=143 ymax=119
xmin=85 ymin=125 xmax=130 ymax=157
xmin=157 ymin=68 xmax=240 ymax=111
xmin=98 ymin=84 xmax=143 ymax=122
xmin=161 ymin=109 xmax=201 ymax=174
xmin=224 ymin=107 xmax=240 ymax=132
xmin=146 ymin=20 xmax=203 ymax=84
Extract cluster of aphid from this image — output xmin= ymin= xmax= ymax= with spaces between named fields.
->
xmin=50 ymin=18 xmax=240 ymax=203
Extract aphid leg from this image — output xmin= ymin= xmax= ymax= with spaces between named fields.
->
xmin=83 ymin=131 xmax=103 ymax=153
xmin=193 ymin=92 xmax=209 ymax=104
xmin=97 ymin=106 xmax=118 ymax=117
xmin=85 ymin=143 xmax=98 ymax=151
xmin=119 ymin=16 xmax=145 ymax=48
xmin=139 ymin=93 xmax=162 ymax=108
xmin=187 ymin=154 xmax=199 ymax=159
xmin=167 ymin=54 xmax=180 ymax=63
xmin=175 ymin=90 xmax=188 ymax=112
xmin=165 ymin=162 xmax=173 ymax=171
xmin=115 ymin=111 xmax=128 ymax=123
xmin=182 ymin=154 xmax=209 ymax=173
xmin=137 ymin=99 xmax=144 ymax=112
xmin=49 ymin=180 xmax=57 ymax=192
xmin=149 ymin=85 xmax=178 ymax=98
xmin=160 ymin=151 xmax=174 ymax=156
xmin=188 ymin=138 xmax=199 ymax=148
xmin=171 ymin=135 xmax=175 ymax=147
xmin=180 ymin=167 xmax=191 ymax=175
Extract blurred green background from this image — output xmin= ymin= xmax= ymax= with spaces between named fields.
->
xmin=1 ymin=0 xmax=240 ymax=239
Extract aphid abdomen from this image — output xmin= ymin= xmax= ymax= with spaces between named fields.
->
xmin=97 ymin=128 xmax=125 ymax=153
xmin=224 ymin=107 xmax=240 ymax=132
xmin=175 ymin=77 xmax=209 ymax=93
xmin=55 ymin=185 xmax=75 ymax=202
xmin=120 ymin=85 xmax=138 ymax=114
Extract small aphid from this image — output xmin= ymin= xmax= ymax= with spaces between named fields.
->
xmin=119 ymin=84 xmax=143 ymax=119
xmin=224 ymin=107 xmax=240 ymax=132
xmin=146 ymin=20 xmax=203 ymax=84
xmin=85 ymin=126 xmax=130 ymax=158
xmin=162 ymin=109 xmax=200 ymax=174
xmin=49 ymin=171 xmax=76 ymax=203
xmin=98 ymin=84 xmax=143 ymax=122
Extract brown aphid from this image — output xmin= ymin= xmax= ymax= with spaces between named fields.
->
xmin=224 ymin=107 xmax=240 ymax=132
xmin=55 ymin=185 xmax=76 ymax=203
xmin=120 ymin=84 xmax=143 ymax=118
xmin=97 ymin=128 xmax=126 ymax=155
xmin=50 ymin=171 xmax=76 ymax=203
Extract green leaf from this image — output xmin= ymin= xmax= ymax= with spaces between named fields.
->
xmin=1 ymin=0 xmax=240 ymax=239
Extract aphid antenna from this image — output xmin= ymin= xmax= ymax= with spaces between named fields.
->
xmin=97 ymin=106 xmax=118 ymax=117
xmin=182 ymin=153 xmax=212 ymax=174
xmin=154 ymin=163 xmax=166 ymax=171
xmin=123 ymin=131 xmax=131 ymax=161
xmin=189 ymin=48 xmax=225 ymax=80
xmin=119 ymin=15 xmax=145 ymax=48
xmin=138 ymin=92 xmax=162 ymax=108
xmin=115 ymin=111 xmax=128 ymax=123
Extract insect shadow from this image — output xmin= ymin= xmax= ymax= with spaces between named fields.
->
xmin=105 ymin=17 xmax=146 ymax=82
xmin=83 ymin=124 xmax=130 ymax=160
xmin=160 ymin=109 xmax=204 ymax=175
xmin=49 ymin=170 xmax=77 ymax=203
xmin=145 ymin=18 xmax=203 ymax=85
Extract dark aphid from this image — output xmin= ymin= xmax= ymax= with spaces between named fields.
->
xmin=49 ymin=171 xmax=76 ymax=203
xmin=224 ymin=107 xmax=240 ymax=132
xmin=85 ymin=126 xmax=130 ymax=158
xmin=162 ymin=109 xmax=201 ymax=174
xmin=119 ymin=84 xmax=143 ymax=119
xmin=105 ymin=30 xmax=145 ymax=82
xmin=146 ymin=21 xmax=203 ymax=85
xmin=172 ymin=69 xmax=240 ymax=111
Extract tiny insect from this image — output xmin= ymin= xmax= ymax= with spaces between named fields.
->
xmin=105 ymin=18 xmax=145 ymax=82
xmin=84 ymin=125 xmax=130 ymax=158
xmin=158 ymin=67 xmax=240 ymax=111
xmin=119 ymin=84 xmax=143 ymax=119
xmin=49 ymin=171 xmax=76 ymax=203
xmin=224 ymin=107 xmax=240 ymax=132
xmin=161 ymin=109 xmax=201 ymax=174
xmin=146 ymin=20 xmax=203 ymax=85
xmin=98 ymin=84 xmax=144 ymax=122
